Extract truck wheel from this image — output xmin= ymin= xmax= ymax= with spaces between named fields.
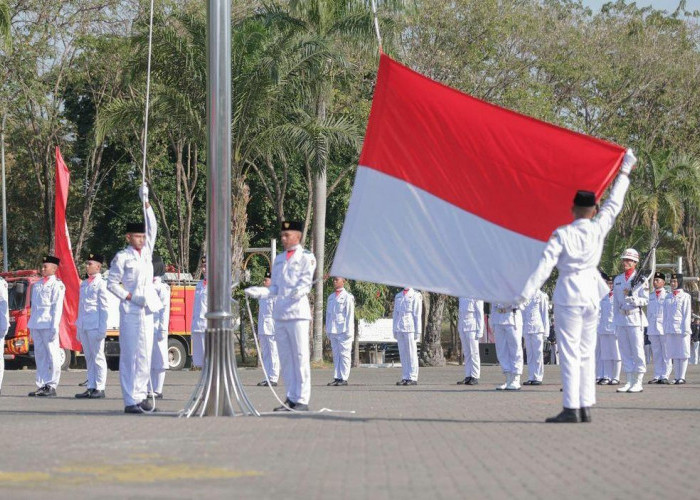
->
xmin=168 ymin=338 xmax=187 ymax=371
xmin=60 ymin=348 xmax=72 ymax=371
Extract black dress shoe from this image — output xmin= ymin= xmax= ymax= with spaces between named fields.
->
xmin=609 ymin=379 xmax=620 ymax=385
xmin=523 ymin=380 xmax=534 ymax=386
xmin=89 ymin=390 xmax=105 ymax=399
xmin=648 ymin=378 xmax=660 ymax=384
xmin=396 ymin=379 xmax=407 ymax=386
xmin=292 ymin=403 xmax=309 ymax=411
xmin=140 ymin=398 xmax=155 ymax=412
xmin=336 ymin=380 xmax=348 ymax=386
xmin=154 ymin=392 xmax=163 ymax=399
xmin=258 ymin=380 xmax=278 ymax=387
xmin=457 ymin=377 xmax=471 ymax=385
xmin=28 ymin=387 xmax=46 ymax=397
xmin=674 ymin=379 xmax=686 ymax=385
xmin=658 ymin=378 xmax=670 ymax=385
xmin=465 ymin=378 xmax=479 ymax=385
xmin=327 ymin=379 xmax=339 ymax=386
xmin=36 ymin=386 xmax=56 ymax=397
xmin=597 ymin=378 xmax=610 ymax=385
xmin=406 ymin=380 xmax=418 ymax=386
xmin=273 ymin=399 xmax=292 ymax=412
xmin=75 ymin=389 xmax=92 ymax=399
xmin=78 ymin=379 xmax=88 ymax=387
xmin=125 ymin=405 xmax=144 ymax=414
xmin=580 ymin=407 xmax=592 ymax=423
xmin=545 ymin=408 xmax=581 ymax=423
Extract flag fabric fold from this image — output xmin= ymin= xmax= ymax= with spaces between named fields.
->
xmin=54 ymin=147 xmax=82 ymax=351
xmin=331 ymin=54 xmax=626 ymax=303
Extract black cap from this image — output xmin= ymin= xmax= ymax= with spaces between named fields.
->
xmin=126 ymin=222 xmax=146 ymax=233
xmin=573 ymin=190 xmax=596 ymax=207
xmin=43 ymin=255 xmax=60 ymax=266
xmin=86 ymin=253 xmax=104 ymax=264
xmin=281 ymin=220 xmax=303 ymax=232
xmin=653 ymin=271 xmax=666 ymax=281
xmin=264 ymin=271 xmax=271 ymax=279
xmin=671 ymin=273 xmax=683 ymax=285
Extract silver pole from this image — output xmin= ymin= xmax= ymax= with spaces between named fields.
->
xmin=271 ymin=238 xmax=276 ymax=269
xmin=1 ymin=112 xmax=7 ymax=272
xmin=678 ymin=257 xmax=683 ymax=274
xmin=182 ymin=0 xmax=257 ymax=417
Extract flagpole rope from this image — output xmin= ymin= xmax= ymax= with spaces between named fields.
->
xmin=370 ymin=0 xmax=383 ymax=53
xmin=142 ymin=0 xmax=155 ymax=187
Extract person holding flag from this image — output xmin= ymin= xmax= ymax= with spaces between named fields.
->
xmin=516 ymin=149 xmax=637 ymax=423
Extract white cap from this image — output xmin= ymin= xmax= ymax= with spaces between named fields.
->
xmin=620 ymin=248 xmax=639 ymax=262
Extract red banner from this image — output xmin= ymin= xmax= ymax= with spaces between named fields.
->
xmin=54 ymin=147 xmax=81 ymax=351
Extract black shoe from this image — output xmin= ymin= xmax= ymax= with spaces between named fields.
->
xmin=273 ymin=399 xmax=292 ymax=412
xmin=146 ymin=392 xmax=162 ymax=399
xmin=257 ymin=380 xmax=271 ymax=387
xmin=406 ymin=380 xmax=418 ymax=386
xmin=648 ymin=378 xmax=660 ymax=384
xmin=78 ymin=379 xmax=88 ymax=387
xmin=658 ymin=378 xmax=670 ymax=385
xmin=75 ymin=389 xmax=93 ymax=399
xmin=327 ymin=379 xmax=339 ymax=386
xmin=674 ymin=379 xmax=686 ymax=385
xmin=597 ymin=378 xmax=611 ymax=385
xmin=457 ymin=377 xmax=471 ymax=385
xmin=336 ymin=380 xmax=348 ymax=386
xmin=465 ymin=378 xmax=479 ymax=385
xmin=28 ymin=386 xmax=46 ymax=397
xmin=36 ymin=386 xmax=56 ymax=397
xmin=139 ymin=398 xmax=155 ymax=412
xmin=154 ymin=392 xmax=163 ymax=399
xmin=529 ymin=380 xmax=543 ymax=386
xmin=125 ymin=404 xmax=144 ymax=414
xmin=545 ymin=408 xmax=581 ymax=423
xmin=396 ymin=379 xmax=407 ymax=386
xmin=580 ymin=407 xmax=592 ymax=423
xmin=523 ymin=380 xmax=534 ymax=386
xmin=609 ymin=379 xmax=620 ymax=385
xmin=292 ymin=403 xmax=309 ymax=411
xmin=89 ymin=390 xmax=105 ymax=399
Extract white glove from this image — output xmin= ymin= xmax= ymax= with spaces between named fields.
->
xmin=139 ymin=182 xmax=149 ymax=202
xmin=620 ymin=148 xmax=637 ymax=175
xmin=130 ymin=294 xmax=146 ymax=307
xmin=244 ymin=288 xmax=256 ymax=298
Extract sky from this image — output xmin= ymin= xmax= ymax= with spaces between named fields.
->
xmin=581 ymin=0 xmax=700 ymax=13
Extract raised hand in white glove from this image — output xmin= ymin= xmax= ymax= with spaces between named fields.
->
xmin=620 ymin=148 xmax=637 ymax=175
xmin=139 ymin=182 xmax=149 ymax=202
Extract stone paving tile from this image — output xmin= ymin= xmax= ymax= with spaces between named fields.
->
xmin=0 ymin=363 xmax=698 ymax=499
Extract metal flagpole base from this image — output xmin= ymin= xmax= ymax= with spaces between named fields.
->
xmin=181 ymin=327 xmax=259 ymax=417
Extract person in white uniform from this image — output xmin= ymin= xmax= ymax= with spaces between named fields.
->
xmin=27 ymin=255 xmax=65 ymax=397
xmin=246 ymin=271 xmax=279 ymax=387
xmin=691 ymin=318 xmax=700 ymax=365
xmin=75 ymin=253 xmax=109 ymax=399
xmin=516 ymin=149 xmax=636 ymax=423
xmin=457 ymin=297 xmax=483 ymax=385
xmin=597 ymin=272 xmax=621 ymax=385
xmin=190 ymin=256 xmax=208 ymax=369
xmin=149 ymin=255 xmax=170 ymax=398
xmin=393 ymin=287 xmax=422 ymax=386
xmin=613 ymin=248 xmax=649 ymax=394
xmin=646 ymin=271 xmax=671 ymax=384
xmin=491 ymin=304 xmax=523 ymax=391
xmin=0 ymin=277 xmax=9 ymax=395
xmin=663 ymin=273 xmax=692 ymax=384
xmin=107 ymin=183 xmax=163 ymax=414
xmin=247 ymin=220 xmax=316 ymax=411
xmin=326 ymin=277 xmax=355 ymax=386
xmin=522 ymin=290 xmax=550 ymax=385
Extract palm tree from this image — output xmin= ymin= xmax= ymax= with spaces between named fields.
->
xmin=0 ymin=0 xmax=10 ymax=50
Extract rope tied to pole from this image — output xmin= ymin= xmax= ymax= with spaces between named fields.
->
xmin=370 ymin=0 xmax=383 ymax=53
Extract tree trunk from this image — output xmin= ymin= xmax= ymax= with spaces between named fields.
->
xmin=352 ymin=318 xmax=360 ymax=367
xmin=420 ymin=292 xmax=446 ymax=366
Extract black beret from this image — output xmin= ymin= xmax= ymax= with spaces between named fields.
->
xmin=653 ymin=272 xmax=666 ymax=281
xmin=281 ymin=220 xmax=304 ymax=232
xmin=86 ymin=253 xmax=104 ymax=264
xmin=264 ymin=271 xmax=271 ymax=279
xmin=43 ymin=255 xmax=60 ymax=266
xmin=126 ymin=222 xmax=146 ymax=233
xmin=573 ymin=190 xmax=596 ymax=207
xmin=671 ymin=273 xmax=683 ymax=281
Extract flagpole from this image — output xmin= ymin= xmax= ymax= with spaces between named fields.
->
xmin=1 ymin=112 xmax=7 ymax=272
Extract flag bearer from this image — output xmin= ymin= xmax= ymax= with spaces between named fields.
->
xmin=107 ymin=183 xmax=163 ymax=414
xmin=75 ymin=253 xmax=109 ymax=399
xmin=646 ymin=272 xmax=671 ymax=384
xmin=27 ymin=256 xmax=65 ymax=397
xmin=597 ymin=273 xmax=621 ymax=385
xmin=456 ymin=297 xmax=483 ymax=385
xmin=516 ymin=149 xmax=637 ymax=423
xmin=326 ymin=277 xmax=355 ymax=386
xmin=491 ymin=304 xmax=523 ymax=391
xmin=0 ymin=276 xmax=9 ymax=395
xmin=245 ymin=271 xmax=280 ymax=387
xmin=663 ymin=273 xmax=692 ymax=384
xmin=190 ymin=256 xmax=208 ymax=369
xmin=149 ymin=255 xmax=170 ymax=398
xmin=522 ymin=289 xmax=550 ymax=385
xmin=393 ymin=287 xmax=422 ymax=386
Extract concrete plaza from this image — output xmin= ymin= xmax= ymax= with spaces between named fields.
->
xmin=0 ymin=363 xmax=698 ymax=499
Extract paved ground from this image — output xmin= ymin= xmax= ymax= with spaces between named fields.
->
xmin=0 ymin=363 xmax=699 ymax=499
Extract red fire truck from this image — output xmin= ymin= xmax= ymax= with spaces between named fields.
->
xmin=2 ymin=270 xmax=197 ymax=371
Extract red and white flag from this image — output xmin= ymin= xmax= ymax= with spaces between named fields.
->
xmin=331 ymin=55 xmax=626 ymax=303
xmin=55 ymin=147 xmax=82 ymax=351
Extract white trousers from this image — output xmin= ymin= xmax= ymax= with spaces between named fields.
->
xmin=33 ymin=328 xmax=61 ymax=389
xmin=493 ymin=324 xmax=522 ymax=375
xmin=673 ymin=359 xmax=689 ymax=380
xmin=150 ymin=331 xmax=168 ymax=394
xmin=459 ymin=330 xmax=480 ymax=378
xmin=80 ymin=329 xmax=107 ymax=391
xmin=119 ymin=312 xmax=154 ymax=406
xmin=524 ymin=333 xmax=545 ymax=381
xmin=258 ymin=334 xmax=280 ymax=382
xmin=329 ymin=332 xmax=353 ymax=381
xmin=595 ymin=337 xmax=603 ymax=379
xmin=549 ymin=343 xmax=559 ymax=365
xmin=554 ymin=304 xmax=597 ymax=410
xmin=191 ymin=331 xmax=205 ymax=367
xmin=648 ymin=335 xmax=671 ymax=379
xmin=603 ymin=360 xmax=622 ymax=381
xmin=616 ymin=326 xmax=646 ymax=374
xmin=396 ymin=332 xmax=419 ymax=381
xmin=276 ymin=319 xmax=311 ymax=405
xmin=691 ymin=341 xmax=700 ymax=365
xmin=644 ymin=344 xmax=652 ymax=364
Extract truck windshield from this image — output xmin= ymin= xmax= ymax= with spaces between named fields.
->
xmin=8 ymin=282 xmax=27 ymax=311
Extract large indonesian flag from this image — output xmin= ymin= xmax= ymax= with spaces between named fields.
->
xmin=331 ymin=55 xmax=626 ymax=303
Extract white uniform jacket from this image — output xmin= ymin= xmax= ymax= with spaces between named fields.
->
xmin=0 ymin=277 xmax=9 ymax=338
xmin=191 ymin=280 xmax=207 ymax=333
xmin=27 ymin=275 xmax=65 ymax=333
xmin=392 ymin=289 xmax=422 ymax=335
xmin=269 ymin=244 xmax=316 ymax=321
xmin=326 ymin=288 xmax=355 ymax=335
xmin=597 ymin=293 xmax=615 ymax=335
xmin=490 ymin=303 xmax=522 ymax=326
xmin=458 ymin=298 xmax=484 ymax=338
xmin=522 ymin=290 xmax=550 ymax=334
xmin=646 ymin=289 xmax=667 ymax=336
xmin=153 ymin=277 xmax=171 ymax=340
xmin=519 ymin=174 xmax=630 ymax=306
xmin=662 ymin=290 xmax=691 ymax=336
xmin=612 ymin=270 xmax=649 ymax=327
xmin=107 ymin=206 xmax=163 ymax=315
xmin=75 ymin=274 xmax=109 ymax=337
